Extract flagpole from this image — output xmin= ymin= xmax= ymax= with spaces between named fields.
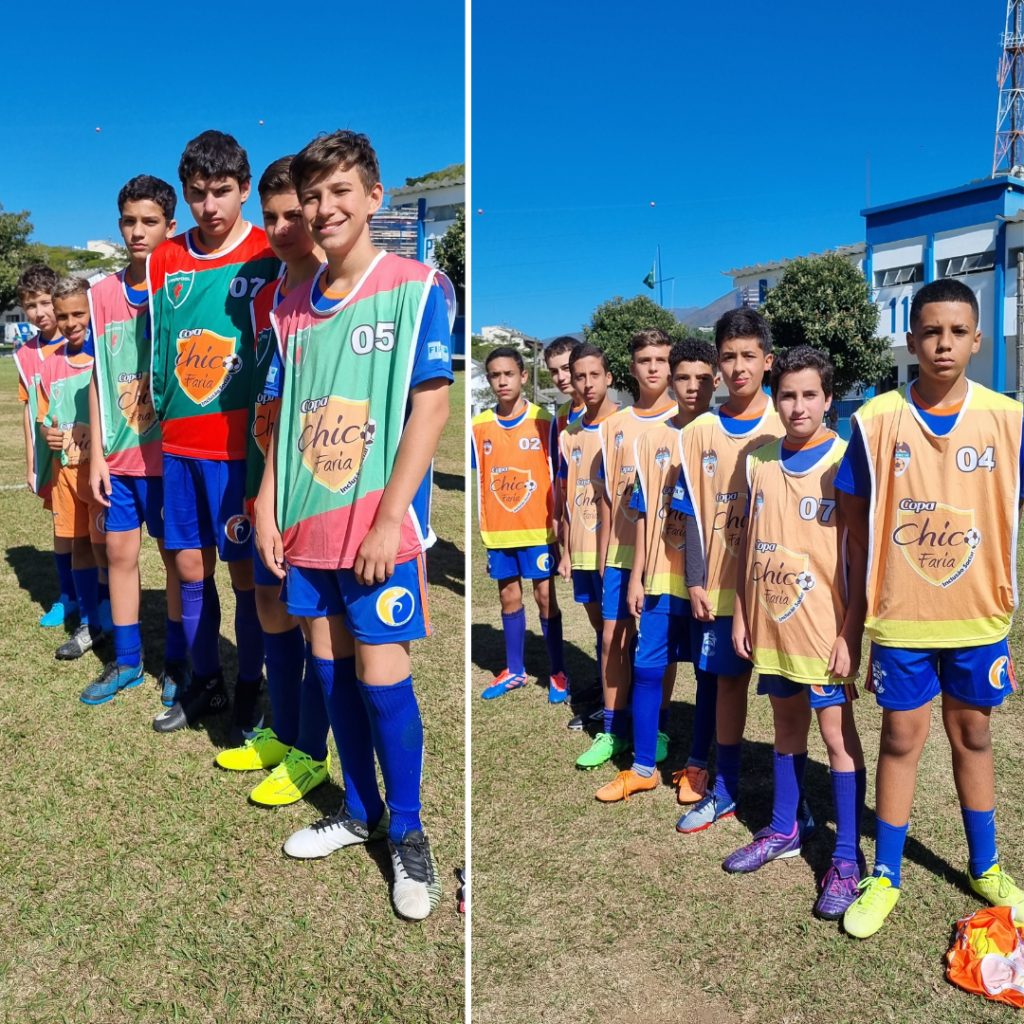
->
xmin=657 ymin=245 xmax=663 ymax=307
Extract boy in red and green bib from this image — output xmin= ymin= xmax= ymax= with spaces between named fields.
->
xmin=255 ymin=132 xmax=453 ymax=922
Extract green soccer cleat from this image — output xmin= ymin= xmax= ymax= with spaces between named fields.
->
xmin=970 ymin=865 xmax=1024 ymax=921
xmin=249 ymin=748 xmax=330 ymax=806
xmin=575 ymin=732 xmax=630 ymax=770
xmin=215 ymin=727 xmax=290 ymax=771
xmin=656 ymin=731 xmax=669 ymax=763
xmin=843 ymin=874 xmax=900 ymax=939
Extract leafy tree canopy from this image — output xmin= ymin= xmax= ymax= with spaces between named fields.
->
xmin=433 ymin=207 xmax=464 ymax=308
xmin=404 ymin=163 xmax=465 ymax=187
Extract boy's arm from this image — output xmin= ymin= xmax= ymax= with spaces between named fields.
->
xmin=254 ymin=411 xmax=286 ymax=580
xmin=731 ymin=519 xmax=752 ymax=659
xmin=353 ymin=378 xmax=450 ymax=586
xmin=830 ymin=530 xmax=868 ymax=679
xmin=598 ymin=490 xmax=611 ymax=578
xmin=627 ymin=510 xmax=646 ymax=618
xmin=685 ymin=513 xmax=713 ymax=621
xmin=837 ymin=492 xmax=869 ymax=555
xmin=88 ymin=373 xmax=112 ymax=507
xmin=22 ymin=402 xmax=34 ymax=490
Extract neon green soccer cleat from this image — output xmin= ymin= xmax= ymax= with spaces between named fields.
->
xmin=249 ymin=748 xmax=330 ymax=806
xmin=970 ymin=865 xmax=1024 ymax=921
xmin=215 ymin=727 xmax=290 ymax=771
xmin=656 ymin=731 xmax=669 ymax=763
xmin=576 ymin=732 xmax=630 ymax=770
xmin=843 ymin=874 xmax=900 ymax=939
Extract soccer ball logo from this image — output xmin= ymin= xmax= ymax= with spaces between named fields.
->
xmin=223 ymin=353 xmax=242 ymax=374
xmin=894 ymin=441 xmax=911 ymax=478
xmin=795 ymin=570 xmax=816 ymax=592
xmin=965 ymin=528 xmax=982 ymax=549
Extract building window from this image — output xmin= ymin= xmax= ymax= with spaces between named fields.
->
xmin=907 ymin=363 xmax=920 ymax=383
xmin=876 ymin=366 xmax=899 ymax=394
xmin=942 ymin=251 xmax=996 ymax=277
xmin=874 ymin=264 xmax=922 ymax=287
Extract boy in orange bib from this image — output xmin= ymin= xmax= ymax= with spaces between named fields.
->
xmin=839 ymin=279 xmax=1024 ymax=939
xmin=472 ymin=346 xmax=564 ymax=701
xmin=728 ymin=346 xmax=868 ymax=919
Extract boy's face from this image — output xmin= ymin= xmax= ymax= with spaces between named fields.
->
xmin=299 ymin=166 xmax=384 ymax=257
xmin=53 ymin=294 xmax=90 ymax=347
xmin=775 ymin=368 xmax=830 ymax=439
xmin=572 ymin=355 xmax=611 ymax=407
xmin=119 ymin=199 xmax=175 ymax=261
xmin=672 ymin=360 xmax=718 ymax=416
xmin=631 ymin=344 xmax=672 ymax=394
xmin=906 ymin=301 xmax=981 ymax=383
xmin=20 ymin=290 xmax=56 ymax=333
xmin=486 ymin=357 xmax=527 ymax=403
xmin=545 ymin=350 xmax=574 ymax=395
xmin=262 ymin=191 xmax=317 ymax=264
xmin=717 ymin=336 xmax=772 ymax=399
xmin=183 ymin=174 xmax=249 ymax=239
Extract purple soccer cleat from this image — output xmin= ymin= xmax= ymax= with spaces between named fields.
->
xmin=814 ymin=858 xmax=865 ymax=919
xmin=722 ymin=825 xmax=801 ymax=873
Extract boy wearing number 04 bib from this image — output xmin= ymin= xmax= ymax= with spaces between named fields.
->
xmin=838 ymin=279 xmax=1024 ymax=940
xmin=255 ymin=132 xmax=454 ymax=921
xmin=729 ymin=347 xmax=868 ymax=920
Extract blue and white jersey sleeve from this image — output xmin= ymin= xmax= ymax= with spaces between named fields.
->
xmin=630 ymin=478 xmax=647 ymax=513
xmin=669 ymin=471 xmax=695 ymax=516
xmin=262 ymin=349 xmax=284 ymax=400
xmin=833 ymin=423 xmax=872 ymax=499
xmin=409 ymin=283 xmax=455 ymax=389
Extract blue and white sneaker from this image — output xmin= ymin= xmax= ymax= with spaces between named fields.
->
xmin=481 ymin=669 xmax=527 ymax=700
xmin=80 ymin=661 xmax=145 ymax=704
xmin=160 ymin=658 xmax=191 ymax=708
xmin=798 ymin=796 xmax=816 ymax=842
xmin=40 ymin=596 xmax=78 ymax=628
xmin=98 ymin=599 xmax=114 ymax=635
xmin=676 ymin=793 xmax=737 ymax=834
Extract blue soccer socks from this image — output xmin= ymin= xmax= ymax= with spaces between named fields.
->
xmin=658 ymin=707 xmax=669 ymax=732
xmin=263 ymin=626 xmax=304 ymax=749
xmin=294 ymin=641 xmax=330 ymax=762
xmin=181 ymin=577 xmax=221 ymax=677
xmin=72 ymin=567 xmax=100 ymax=629
xmin=831 ymin=769 xmax=860 ymax=865
xmin=631 ymin=665 xmax=663 ymax=770
xmin=603 ymin=708 xmax=630 ymax=738
xmin=873 ymin=818 xmax=910 ymax=887
xmin=962 ymin=807 xmax=999 ymax=879
xmin=233 ymin=586 xmax=265 ymax=682
xmin=793 ymin=750 xmax=808 ymax=798
xmin=595 ymin=632 xmax=603 ymax=687
xmin=113 ymin=622 xmax=142 ymax=669
xmin=360 ymin=675 xmax=424 ymax=842
xmin=501 ymin=608 xmax=527 ymax=677
xmin=691 ymin=667 xmax=718 ymax=765
xmin=769 ymin=751 xmax=802 ymax=836
xmin=539 ymin=614 xmax=565 ymax=675
xmin=98 ymin=577 xmax=110 ymax=605
xmin=713 ymin=742 xmax=742 ymax=805
xmin=855 ymin=767 xmax=867 ymax=840
xmin=165 ymin=617 xmax=187 ymax=662
xmin=54 ymin=551 xmax=77 ymax=603
xmin=313 ymin=656 xmax=384 ymax=827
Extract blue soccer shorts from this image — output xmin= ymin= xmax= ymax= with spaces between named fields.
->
xmin=254 ymin=552 xmax=285 ymax=588
xmin=600 ymin=565 xmax=634 ymax=622
xmin=163 ymin=454 xmax=251 ymax=561
xmin=636 ymin=595 xmax=692 ymax=671
xmin=866 ymin=639 xmax=1017 ymax=711
xmin=105 ymin=474 xmax=164 ymax=539
xmin=285 ymin=555 xmax=431 ymax=644
xmin=486 ymin=544 xmax=558 ymax=581
xmin=757 ymin=673 xmax=858 ymax=709
xmin=691 ymin=615 xmax=751 ymax=677
xmin=572 ymin=568 xmax=602 ymax=605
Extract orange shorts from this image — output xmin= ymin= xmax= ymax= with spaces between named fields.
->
xmin=51 ymin=461 xmax=106 ymax=543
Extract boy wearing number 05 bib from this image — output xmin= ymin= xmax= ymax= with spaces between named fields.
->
xmin=838 ymin=279 xmax=1024 ymax=940
xmin=729 ymin=347 xmax=868 ymax=921
xmin=255 ymin=132 xmax=454 ymax=921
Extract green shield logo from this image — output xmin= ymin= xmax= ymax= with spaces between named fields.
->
xmin=255 ymin=327 xmax=275 ymax=368
xmin=290 ymin=326 xmax=311 ymax=377
xmin=165 ymin=271 xmax=194 ymax=309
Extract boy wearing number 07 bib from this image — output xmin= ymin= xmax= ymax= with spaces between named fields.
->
xmin=255 ymin=131 xmax=454 ymax=921
xmin=729 ymin=346 xmax=868 ymax=920
xmin=838 ymin=279 xmax=1024 ymax=940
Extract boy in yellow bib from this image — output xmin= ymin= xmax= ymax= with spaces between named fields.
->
xmin=838 ymin=279 xmax=1024 ymax=939
xmin=728 ymin=346 xmax=868 ymax=919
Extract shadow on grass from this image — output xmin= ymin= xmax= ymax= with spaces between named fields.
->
xmin=6 ymin=544 xmax=60 ymax=618
xmin=427 ymin=537 xmax=465 ymax=597
xmin=433 ymin=471 xmax=465 ymax=493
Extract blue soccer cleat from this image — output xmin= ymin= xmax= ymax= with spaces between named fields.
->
xmin=80 ymin=661 xmax=145 ymax=705
xmin=40 ymin=596 xmax=78 ymax=628
xmin=677 ymin=793 xmax=737 ymax=834
xmin=548 ymin=671 xmax=570 ymax=704
xmin=481 ymin=669 xmax=527 ymax=700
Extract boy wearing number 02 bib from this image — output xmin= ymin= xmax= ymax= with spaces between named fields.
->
xmin=838 ymin=279 xmax=1024 ymax=940
xmin=729 ymin=346 xmax=868 ymax=921
xmin=255 ymin=131 xmax=454 ymax=922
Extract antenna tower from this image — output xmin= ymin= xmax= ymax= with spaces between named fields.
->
xmin=994 ymin=0 xmax=1024 ymax=175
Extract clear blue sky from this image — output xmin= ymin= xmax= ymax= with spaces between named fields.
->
xmin=0 ymin=1 xmax=464 ymax=248
xmin=472 ymin=0 xmax=1006 ymax=337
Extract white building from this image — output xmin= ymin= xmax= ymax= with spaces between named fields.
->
xmin=387 ymin=169 xmax=464 ymax=269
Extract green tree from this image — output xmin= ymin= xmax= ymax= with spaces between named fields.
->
xmin=760 ymin=253 xmax=892 ymax=397
xmin=0 ymin=205 xmax=36 ymax=312
xmin=35 ymin=243 xmax=127 ymax=277
xmin=432 ymin=207 xmax=464 ymax=311
xmin=583 ymin=294 xmax=701 ymax=398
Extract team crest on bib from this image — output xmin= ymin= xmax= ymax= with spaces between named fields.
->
xmin=654 ymin=446 xmax=670 ymax=470
xmin=614 ymin=429 xmax=624 ymax=450
xmin=483 ymin=439 xmax=492 ymax=455
xmin=894 ymin=441 xmax=912 ymax=478
xmin=490 ymin=466 xmax=537 ymax=514
xmin=105 ymin=320 xmax=128 ymax=356
xmin=116 ymin=372 xmax=157 ymax=436
xmin=255 ymin=327 xmax=275 ymax=367
xmin=290 ymin=326 xmax=312 ymax=376
xmin=298 ymin=395 xmax=375 ymax=495
xmin=893 ymin=500 xmax=980 ymax=587
xmin=571 ymin=446 xmax=582 ymax=467
xmin=165 ymin=271 xmax=194 ymax=309
xmin=702 ymin=449 xmax=718 ymax=477
xmin=174 ymin=329 xmax=241 ymax=406
xmin=753 ymin=489 xmax=764 ymax=519
xmin=753 ymin=541 xmax=814 ymax=624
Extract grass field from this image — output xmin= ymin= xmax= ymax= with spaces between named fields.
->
xmin=0 ymin=360 xmax=465 ymax=1024
xmin=470 ymin=485 xmax=1024 ymax=1024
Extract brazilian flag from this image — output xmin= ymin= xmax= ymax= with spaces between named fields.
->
xmin=642 ymin=262 xmax=656 ymax=289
